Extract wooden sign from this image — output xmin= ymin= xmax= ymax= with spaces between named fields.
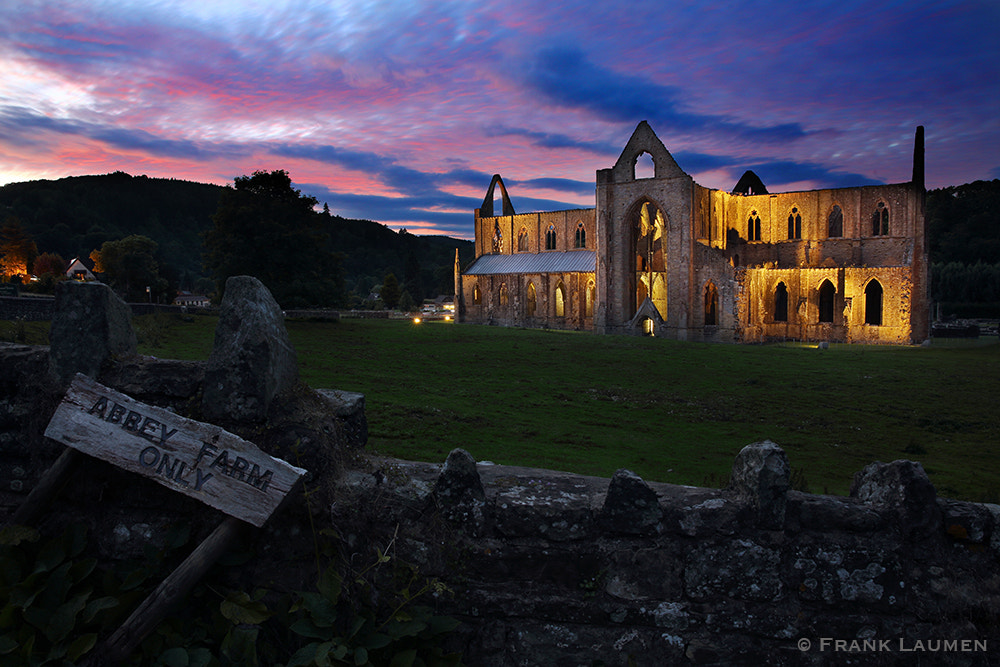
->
xmin=44 ymin=373 xmax=306 ymax=527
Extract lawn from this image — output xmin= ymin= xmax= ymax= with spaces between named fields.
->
xmin=6 ymin=313 xmax=999 ymax=501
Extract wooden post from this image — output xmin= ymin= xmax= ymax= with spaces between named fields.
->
xmin=6 ymin=448 xmax=81 ymax=527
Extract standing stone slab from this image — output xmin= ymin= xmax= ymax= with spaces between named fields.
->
xmin=729 ymin=440 xmax=790 ymax=529
xmin=600 ymin=469 xmax=662 ymax=534
xmin=49 ymin=281 xmax=137 ymax=383
xmin=202 ymin=276 xmax=299 ymax=423
xmin=851 ymin=459 xmax=941 ymax=540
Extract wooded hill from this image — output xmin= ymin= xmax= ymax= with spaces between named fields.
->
xmin=0 ymin=172 xmax=474 ymax=303
xmin=1 ymin=173 xmax=998 ymax=306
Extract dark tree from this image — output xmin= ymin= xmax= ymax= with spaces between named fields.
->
xmin=203 ymin=170 xmax=344 ymax=308
xmin=381 ymin=273 xmax=401 ymax=310
xmin=91 ymin=235 xmax=167 ymax=302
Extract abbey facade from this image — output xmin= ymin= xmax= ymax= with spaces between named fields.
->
xmin=457 ymin=122 xmax=929 ymax=344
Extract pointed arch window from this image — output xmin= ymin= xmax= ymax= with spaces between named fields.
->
xmin=818 ymin=279 xmax=835 ymax=323
xmin=526 ymin=282 xmax=536 ymax=316
xmin=865 ymin=279 xmax=883 ymax=325
xmin=517 ymin=227 xmax=529 ymax=251
xmin=787 ymin=207 xmax=802 ymax=240
xmin=828 ymin=204 xmax=843 ymax=238
xmin=492 ymin=220 xmax=503 ymax=253
xmin=634 ymin=151 xmax=655 ymax=180
xmin=499 ymin=283 xmax=508 ymax=306
xmin=585 ymin=280 xmax=595 ymax=317
xmin=748 ymin=210 xmax=762 ymax=241
xmin=704 ymin=282 xmax=718 ymax=326
xmin=555 ymin=281 xmax=566 ymax=317
xmin=575 ymin=222 xmax=587 ymax=248
xmin=473 ymin=284 xmax=481 ymax=305
xmin=871 ymin=202 xmax=889 ymax=236
xmin=545 ymin=225 xmax=557 ymax=250
xmin=774 ymin=282 xmax=788 ymax=322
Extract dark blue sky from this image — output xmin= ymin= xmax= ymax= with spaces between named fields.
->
xmin=2 ymin=0 xmax=997 ymax=238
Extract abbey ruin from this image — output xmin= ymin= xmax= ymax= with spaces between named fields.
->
xmin=458 ymin=122 xmax=930 ymax=344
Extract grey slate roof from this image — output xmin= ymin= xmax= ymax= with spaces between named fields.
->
xmin=463 ymin=251 xmax=596 ymax=275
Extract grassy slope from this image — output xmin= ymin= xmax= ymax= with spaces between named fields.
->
xmin=7 ymin=315 xmax=997 ymax=501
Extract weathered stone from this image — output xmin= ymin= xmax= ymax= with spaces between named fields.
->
xmin=202 ymin=276 xmax=299 ymax=423
xmin=599 ymin=468 xmax=662 ymax=534
xmin=938 ymin=498 xmax=993 ymax=544
xmin=316 ymin=389 xmax=368 ymax=448
xmin=729 ymin=440 xmax=789 ymax=529
xmin=683 ymin=538 xmax=783 ymax=601
xmin=434 ymin=448 xmax=487 ymax=533
xmin=850 ymin=459 xmax=941 ymax=540
xmin=49 ymin=281 xmax=136 ymax=383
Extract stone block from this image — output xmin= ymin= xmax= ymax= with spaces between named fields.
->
xmin=202 ymin=276 xmax=299 ymax=423
xmin=850 ymin=459 xmax=941 ymax=540
xmin=729 ymin=440 xmax=790 ymax=529
xmin=316 ymin=389 xmax=368 ymax=449
xmin=49 ymin=281 xmax=137 ymax=383
xmin=599 ymin=468 xmax=662 ymax=534
xmin=434 ymin=449 xmax=487 ymax=534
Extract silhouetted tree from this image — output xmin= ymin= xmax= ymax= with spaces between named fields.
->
xmin=203 ymin=170 xmax=345 ymax=308
xmin=91 ymin=235 xmax=167 ymax=302
xmin=381 ymin=273 xmax=401 ymax=310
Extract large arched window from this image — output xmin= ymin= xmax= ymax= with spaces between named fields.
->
xmin=545 ymin=225 xmax=557 ymax=250
xmin=818 ymin=279 xmax=835 ymax=323
xmin=865 ymin=279 xmax=883 ymax=325
xmin=748 ymin=210 xmax=762 ymax=241
xmin=634 ymin=151 xmax=655 ymax=180
xmin=555 ymin=281 xmax=566 ymax=317
xmin=774 ymin=282 xmax=788 ymax=322
xmin=871 ymin=202 xmax=889 ymax=236
xmin=787 ymin=207 xmax=802 ymax=240
xmin=526 ymin=282 xmax=536 ymax=316
xmin=575 ymin=222 xmax=587 ymax=248
xmin=492 ymin=221 xmax=503 ymax=253
xmin=828 ymin=204 xmax=843 ymax=238
xmin=704 ymin=282 xmax=718 ymax=326
xmin=517 ymin=227 xmax=529 ymax=251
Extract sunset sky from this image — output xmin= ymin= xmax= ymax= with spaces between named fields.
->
xmin=2 ymin=0 xmax=998 ymax=238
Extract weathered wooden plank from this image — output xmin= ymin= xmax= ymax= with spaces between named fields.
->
xmin=44 ymin=374 xmax=306 ymax=527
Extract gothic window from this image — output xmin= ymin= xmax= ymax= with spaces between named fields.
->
xmin=585 ymin=280 xmax=595 ymax=317
xmin=787 ymin=207 xmax=802 ymax=240
xmin=575 ymin=222 xmax=587 ymax=248
xmin=545 ymin=225 xmax=557 ymax=250
xmin=517 ymin=227 xmax=529 ymax=251
xmin=871 ymin=202 xmax=889 ymax=236
xmin=865 ymin=279 xmax=883 ymax=325
xmin=635 ymin=151 xmax=655 ymax=180
xmin=492 ymin=220 xmax=503 ymax=253
xmin=818 ymin=279 xmax=835 ymax=323
xmin=526 ymin=282 xmax=536 ymax=316
xmin=704 ymin=282 xmax=718 ymax=326
xmin=499 ymin=283 xmax=508 ymax=306
xmin=473 ymin=284 xmax=481 ymax=305
xmin=748 ymin=210 xmax=762 ymax=241
xmin=774 ymin=282 xmax=788 ymax=322
xmin=555 ymin=281 xmax=566 ymax=317
xmin=828 ymin=204 xmax=843 ymax=238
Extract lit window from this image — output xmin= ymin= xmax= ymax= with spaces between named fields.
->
xmin=774 ymin=282 xmax=788 ymax=322
xmin=499 ymin=283 xmax=508 ymax=306
xmin=492 ymin=221 xmax=503 ymax=253
xmin=865 ymin=279 xmax=883 ymax=325
xmin=787 ymin=207 xmax=802 ymax=240
xmin=748 ymin=210 xmax=762 ymax=241
xmin=818 ymin=280 xmax=835 ymax=323
xmin=526 ymin=282 xmax=536 ymax=316
xmin=473 ymin=284 xmax=481 ymax=305
xmin=517 ymin=227 xmax=529 ymax=251
xmin=585 ymin=280 xmax=595 ymax=317
xmin=704 ymin=282 xmax=718 ymax=325
xmin=555 ymin=281 xmax=565 ymax=317
xmin=545 ymin=225 xmax=557 ymax=250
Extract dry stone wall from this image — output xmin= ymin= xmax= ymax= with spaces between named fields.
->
xmin=1 ymin=281 xmax=997 ymax=665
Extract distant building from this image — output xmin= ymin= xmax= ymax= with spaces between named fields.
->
xmin=65 ymin=257 xmax=96 ymax=281
xmin=173 ymin=292 xmax=211 ymax=308
xmin=457 ymin=122 xmax=929 ymax=344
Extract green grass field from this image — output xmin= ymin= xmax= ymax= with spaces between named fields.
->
xmin=6 ymin=313 xmax=999 ymax=501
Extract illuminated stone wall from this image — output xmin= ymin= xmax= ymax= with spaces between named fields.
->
xmin=460 ymin=122 xmax=929 ymax=344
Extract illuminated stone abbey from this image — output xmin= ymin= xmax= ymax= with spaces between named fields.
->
xmin=457 ymin=122 xmax=930 ymax=344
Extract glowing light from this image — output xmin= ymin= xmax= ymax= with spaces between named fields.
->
xmin=413 ymin=317 xmax=421 ymax=324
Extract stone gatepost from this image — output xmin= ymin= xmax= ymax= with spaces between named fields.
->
xmin=49 ymin=281 xmax=137 ymax=384
xmin=729 ymin=440 xmax=790 ymax=530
